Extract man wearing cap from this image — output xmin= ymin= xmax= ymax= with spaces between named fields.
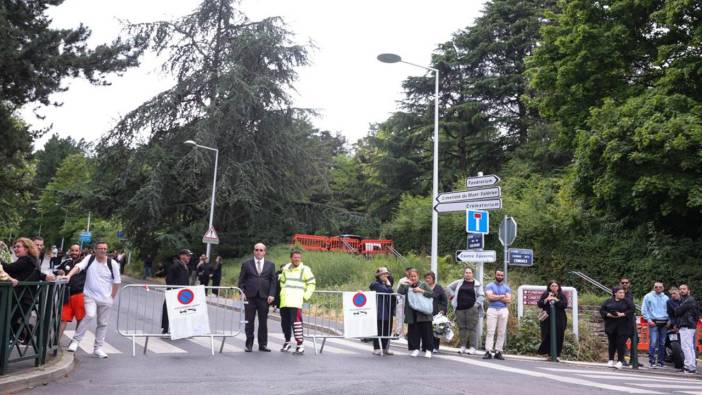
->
xmin=161 ymin=249 xmax=192 ymax=334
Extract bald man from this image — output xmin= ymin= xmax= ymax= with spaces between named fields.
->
xmin=238 ymin=243 xmax=276 ymax=352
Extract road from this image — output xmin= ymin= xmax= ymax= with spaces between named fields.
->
xmin=24 ymin=284 xmax=702 ymax=395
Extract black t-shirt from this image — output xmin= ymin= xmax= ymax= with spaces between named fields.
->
xmin=56 ymin=257 xmax=86 ymax=294
xmin=457 ymin=280 xmax=476 ymax=310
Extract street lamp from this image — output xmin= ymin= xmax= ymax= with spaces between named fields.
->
xmin=184 ymin=139 xmax=219 ymax=262
xmin=377 ymin=53 xmax=440 ymax=280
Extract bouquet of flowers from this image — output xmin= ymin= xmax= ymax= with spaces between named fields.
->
xmin=432 ymin=313 xmax=454 ymax=341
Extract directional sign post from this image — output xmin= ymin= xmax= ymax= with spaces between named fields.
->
xmin=466 ymin=210 xmax=489 ymax=234
xmin=456 ymin=250 xmax=497 ymax=263
xmin=436 ymin=187 xmax=501 ymax=204
xmin=433 ymin=198 xmax=503 ymax=214
xmin=508 ymin=248 xmax=534 ymax=267
xmin=499 ymin=216 xmax=517 ymax=284
xmin=466 ymin=175 xmax=501 ymax=189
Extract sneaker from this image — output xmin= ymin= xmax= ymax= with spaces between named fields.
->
xmin=67 ymin=341 xmax=79 ymax=353
xmin=280 ymin=342 xmax=291 ymax=352
xmin=649 ymin=362 xmax=656 ymax=369
xmin=467 ymin=347 xmax=476 ymax=355
xmin=482 ymin=351 xmax=492 ymax=359
xmin=384 ymin=348 xmax=394 ymax=356
xmin=432 ymin=349 xmax=439 ymax=353
xmin=494 ymin=352 xmax=504 ymax=360
xmin=683 ymin=369 xmax=697 ymax=375
xmin=615 ymin=361 xmax=623 ymax=370
xmin=459 ymin=347 xmax=466 ymax=354
xmin=410 ymin=350 xmax=419 ymax=357
xmin=424 ymin=350 xmax=432 ymax=359
xmin=657 ymin=362 xmax=664 ymax=368
xmin=93 ymin=349 xmax=108 ymax=359
xmin=607 ymin=360 xmax=615 ymax=367
xmin=293 ymin=344 xmax=304 ymax=355
xmin=373 ymin=349 xmax=381 ymax=356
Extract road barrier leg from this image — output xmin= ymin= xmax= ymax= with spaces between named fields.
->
xmin=219 ymin=337 xmax=226 ymax=353
xmin=320 ymin=338 xmax=327 ymax=354
xmin=209 ymin=336 xmax=214 ymax=356
xmin=143 ymin=336 xmax=149 ymax=355
xmin=549 ymin=302 xmax=557 ymax=362
xmin=131 ymin=335 xmax=136 ymax=357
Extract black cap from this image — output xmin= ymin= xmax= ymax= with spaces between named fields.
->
xmin=178 ymin=249 xmax=193 ymax=256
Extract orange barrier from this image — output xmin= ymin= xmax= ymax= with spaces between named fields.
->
xmin=360 ymin=239 xmax=394 ymax=255
xmin=291 ymin=234 xmax=329 ymax=251
xmin=328 ymin=236 xmax=361 ymax=253
xmin=631 ymin=316 xmax=702 ymax=352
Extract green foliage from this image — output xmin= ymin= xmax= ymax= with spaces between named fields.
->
xmin=34 ymin=134 xmax=87 ymax=189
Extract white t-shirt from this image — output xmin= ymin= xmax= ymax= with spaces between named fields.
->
xmin=76 ymin=254 xmax=122 ymax=304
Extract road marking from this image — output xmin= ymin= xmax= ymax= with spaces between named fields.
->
xmin=188 ymin=337 xmax=241 ymax=353
xmin=433 ymin=354 xmax=661 ymax=394
xmin=625 ymin=384 xmax=702 ymax=390
xmin=578 ymin=374 xmax=702 ymax=384
xmin=131 ymin=336 xmax=188 ymax=354
xmin=268 ymin=333 xmax=356 ymax=355
xmin=64 ymin=330 xmax=122 ymax=354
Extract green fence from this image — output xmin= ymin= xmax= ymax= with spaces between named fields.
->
xmin=0 ymin=281 xmax=67 ymax=375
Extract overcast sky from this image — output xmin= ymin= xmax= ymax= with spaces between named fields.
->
xmin=24 ymin=0 xmax=483 ymax=149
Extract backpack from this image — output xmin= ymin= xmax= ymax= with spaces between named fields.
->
xmin=85 ymin=255 xmax=115 ymax=279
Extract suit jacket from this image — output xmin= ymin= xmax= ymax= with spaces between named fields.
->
xmin=237 ymin=258 xmax=276 ymax=299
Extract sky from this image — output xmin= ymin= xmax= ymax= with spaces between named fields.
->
xmin=24 ymin=0 xmax=484 ymax=149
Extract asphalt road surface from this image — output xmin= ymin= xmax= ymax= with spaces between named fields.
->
xmin=23 ymin=284 xmax=702 ymax=395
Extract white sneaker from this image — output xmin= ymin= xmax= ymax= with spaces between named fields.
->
xmin=459 ymin=346 xmax=466 ymax=354
xmin=67 ymin=341 xmax=79 ymax=353
xmin=93 ymin=349 xmax=108 ymax=359
xmin=384 ymin=348 xmax=394 ymax=355
xmin=467 ymin=347 xmax=476 ymax=355
xmin=607 ymin=360 xmax=615 ymax=367
xmin=373 ymin=349 xmax=381 ymax=356
xmin=424 ymin=350 xmax=432 ymax=359
xmin=615 ymin=361 xmax=623 ymax=370
xmin=410 ymin=350 xmax=419 ymax=357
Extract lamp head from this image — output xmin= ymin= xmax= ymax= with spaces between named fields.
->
xmin=377 ymin=53 xmax=402 ymax=64
xmin=184 ymin=140 xmax=197 ymax=146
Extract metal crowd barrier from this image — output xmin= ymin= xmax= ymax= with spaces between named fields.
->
xmin=116 ymin=284 xmax=246 ymax=356
xmin=302 ymin=290 xmax=400 ymax=355
xmin=0 ymin=281 xmax=67 ymax=375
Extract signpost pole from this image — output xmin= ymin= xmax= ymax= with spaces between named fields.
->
xmin=503 ymin=215 xmax=509 ymax=284
xmin=476 ymin=233 xmax=485 ymax=347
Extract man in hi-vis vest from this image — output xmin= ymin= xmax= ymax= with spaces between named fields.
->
xmin=278 ymin=250 xmax=316 ymax=355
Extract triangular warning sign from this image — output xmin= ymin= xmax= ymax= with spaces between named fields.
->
xmin=202 ymin=226 xmax=220 ymax=244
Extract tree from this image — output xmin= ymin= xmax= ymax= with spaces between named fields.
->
xmin=34 ymin=134 xmax=87 ymax=189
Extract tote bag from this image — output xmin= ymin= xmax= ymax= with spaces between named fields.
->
xmin=407 ymin=289 xmax=434 ymax=315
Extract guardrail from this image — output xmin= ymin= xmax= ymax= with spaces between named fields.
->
xmin=0 ymin=281 xmax=67 ymax=375
xmin=116 ymin=284 xmax=246 ymax=356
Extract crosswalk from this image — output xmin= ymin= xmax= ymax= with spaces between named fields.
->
xmin=539 ymin=367 xmax=702 ymax=394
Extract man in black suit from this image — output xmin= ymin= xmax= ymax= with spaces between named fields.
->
xmin=238 ymin=243 xmax=276 ymax=352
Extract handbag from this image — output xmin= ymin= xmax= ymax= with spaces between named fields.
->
xmin=407 ymin=288 xmax=434 ymax=315
xmin=538 ymin=310 xmax=549 ymax=321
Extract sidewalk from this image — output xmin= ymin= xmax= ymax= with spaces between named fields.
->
xmin=0 ymin=351 xmax=75 ymax=394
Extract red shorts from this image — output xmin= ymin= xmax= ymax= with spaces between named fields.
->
xmin=62 ymin=293 xmax=86 ymax=322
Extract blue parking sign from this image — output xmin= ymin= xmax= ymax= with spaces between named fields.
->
xmin=466 ymin=210 xmax=489 ymax=234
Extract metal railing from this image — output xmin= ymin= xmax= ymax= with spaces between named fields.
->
xmin=387 ymin=246 xmax=408 ymax=263
xmin=116 ymin=284 xmax=246 ymax=356
xmin=0 ymin=282 xmax=67 ymax=375
xmin=302 ymin=291 xmax=400 ymax=355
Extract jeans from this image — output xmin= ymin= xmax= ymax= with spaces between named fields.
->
xmin=680 ymin=327 xmax=697 ymax=371
xmin=485 ymin=307 xmax=509 ymax=352
xmin=73 ymin=297 xmax=112 ymax=350
xmin=456 ymin=307 xmax=479 ymax=349
xmin=143 ymin=265 xmax=152 ymax=279
xmin=648 ymin=324 xmax=667 ymax=364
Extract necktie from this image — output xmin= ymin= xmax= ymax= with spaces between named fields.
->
xmin=257 ymin=260 xmax=262 ymax=274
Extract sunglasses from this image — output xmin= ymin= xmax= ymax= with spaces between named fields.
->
xmin=620 ymin=281 xmax=629 ymax=284
xmin=254 ymin=249 xmax=265 ymax=252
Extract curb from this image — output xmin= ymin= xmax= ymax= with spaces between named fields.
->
xmin=0 ymin=351 xmax=75 ymax=394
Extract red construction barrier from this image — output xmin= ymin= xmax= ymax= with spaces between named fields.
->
xmin=360 ymin=239 xmax=393 ymax=255
xmin=328 ymin=236 xmax=361 ymax=253
xmin=631 ymin=316 xmax=702 ymax=352
xmin=291 ymin=234 xmax=329 ymax=251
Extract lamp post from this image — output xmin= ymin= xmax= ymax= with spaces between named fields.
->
xmin=377 ymin=53 xmax=440 ymax=280
xmin=185 ymin=140 xmax=219 ymax=262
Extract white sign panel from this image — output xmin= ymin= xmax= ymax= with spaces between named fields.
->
xmin=165 ymin=286 xmax=211 ymax=340
xmin=456 ymin=250 xmax=497 ymax=263
xmin=466 ymin=175 xmax=501 ymax=188
xmin=202 ymin=226 xmax=220 ymax=244
xmin=436 ymin=187 xmax=501 ymax=204
xmin=434 ymin=199 xmax=502 ymax=214
xmin=343 ymin=291 xmax=377 ymax=338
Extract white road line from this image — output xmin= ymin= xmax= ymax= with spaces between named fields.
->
xmin=433 ymin=354 xmax=661 ymax=394
xmin=187 ymin=337 xmax=241 ymax=353
xmin=578 ymin=374 xmax=702 ymax=384
xmin=64 ymin=330 xmax=122 ymax=354
xmin=268 ymin=333 xmax=356 ymax=355
xmin=625 ymin=384 xmax=702 ymax=390
xmin=131 ymin=336 xmax=188 ymax=354
xmin=324 ymin=337 xmax=384 ymax=352
xmin=679 ymin=392 xmax=702 ymax=395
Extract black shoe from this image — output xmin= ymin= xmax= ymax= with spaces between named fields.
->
xmin=245 ymin=345 xmax=253 ymax=352
xmin=281 ymin=342 xmax=291 ymax=352
xmin=483 ymin=351 xmax=492 ymax=359
xmin=494 ymin=352 xmax=504 ymax=360
xmin=259 ymin=346 xmax=271 ymax=352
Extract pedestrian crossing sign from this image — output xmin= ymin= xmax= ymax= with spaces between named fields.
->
xmin=466 ymin=209 xmax=489 ymax=234
xmin=202 ymin=226 xmax=219 ymax=245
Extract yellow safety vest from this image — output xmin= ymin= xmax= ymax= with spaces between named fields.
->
xmin=279 ymin=262 xmax=316 ymax=308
